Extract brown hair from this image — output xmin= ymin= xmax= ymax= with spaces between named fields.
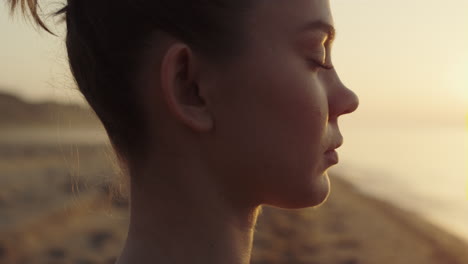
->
xmin=7 ymin=0 xmax=254 ymax=169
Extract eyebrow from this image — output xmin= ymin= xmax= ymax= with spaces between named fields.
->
xmin=298 ymin=20 xmax=336 ymax=43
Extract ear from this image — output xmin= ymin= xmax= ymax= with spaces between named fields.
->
xmin=160 ymin=43 xmax=214 ymax=133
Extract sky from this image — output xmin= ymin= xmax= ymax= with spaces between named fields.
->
xmin=0 ymin=0 xmax=467 ymax=127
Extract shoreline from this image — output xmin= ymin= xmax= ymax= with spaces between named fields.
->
xmin=2 ymin=141 xmax=468 ymax=263
xmin=333 ymin=172 xmax=468 ymax=262
xmin=251 ymin=171 xmax=468 ymax=264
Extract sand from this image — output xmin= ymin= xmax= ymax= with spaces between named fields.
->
xmin=1 ymin=142 xmax=468 ymax=264
xmin=251 ymin=175 xmax=468 ymax=264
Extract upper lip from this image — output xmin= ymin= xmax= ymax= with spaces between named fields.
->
xmin=326 ymin=138 xmax=343 ymax=152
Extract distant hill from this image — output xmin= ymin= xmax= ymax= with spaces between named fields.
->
xmin=0 ymin=91 xmax=102 ymax=128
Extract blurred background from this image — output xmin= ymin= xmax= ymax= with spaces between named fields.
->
xmin=0 ymin=0 xmax=467 ymax=263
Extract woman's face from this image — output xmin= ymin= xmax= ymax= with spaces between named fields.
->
xmin=204 ymin=0 xmax=359 ymax=209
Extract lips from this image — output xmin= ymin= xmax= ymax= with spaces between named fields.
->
xmin=324 ymin=149 xmax=339 ymax=164
xmin=326 ymin=138 xmax=343 ymax=153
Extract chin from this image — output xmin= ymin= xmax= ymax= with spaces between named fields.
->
xmin=266 ymin=171 xmax=331 ymax=210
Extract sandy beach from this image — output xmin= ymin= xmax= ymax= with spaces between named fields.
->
xmin=1 ymin=142 xmax=468 ymax=264
xmin=252 ymin=174 xmax=468 ymax=264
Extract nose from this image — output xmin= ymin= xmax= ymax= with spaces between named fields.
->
xmin=328 ymin=77 xmax=359 ymax=119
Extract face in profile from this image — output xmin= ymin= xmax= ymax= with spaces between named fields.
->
xmin=202 ymin=0 xmax=359 ymax=209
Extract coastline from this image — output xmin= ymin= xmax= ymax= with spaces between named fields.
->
xmin=1 ymin=142 xmax=468 ymax=263
xmin=251 ymin=172 xmax=468 ymax=264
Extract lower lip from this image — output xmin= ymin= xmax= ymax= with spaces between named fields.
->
xmin=324 ymin=150 xmax=339 ymax=164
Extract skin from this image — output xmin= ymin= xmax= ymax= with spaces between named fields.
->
xmin=116 ymin=0 xmax=359 ymax=264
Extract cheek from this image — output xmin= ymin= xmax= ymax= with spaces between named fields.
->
xmin=261 ymin=71 xmax=329 ymax=178
xmin=248 ymin=71 xmax=330 ymax=206
xmin=206 ymin=53 xmax=329 ymax=206
xmin=259 ymin=76 xmax=330 ymax=207
xmin=235 ymin=70 xmax=327 ymax=193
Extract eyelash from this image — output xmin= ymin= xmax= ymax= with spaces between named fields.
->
xmin=307 ymin=59 xmax=334 ymax=71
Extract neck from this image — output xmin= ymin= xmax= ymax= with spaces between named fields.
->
xmin=116 ymin=151 xmax=262 ymax=264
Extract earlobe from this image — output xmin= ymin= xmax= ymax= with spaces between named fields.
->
xmin=160 ymin=43 xmax=214 ymax=133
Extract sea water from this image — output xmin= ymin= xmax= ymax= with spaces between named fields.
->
xmin=331 ymin=120 xmax=468 ymax=243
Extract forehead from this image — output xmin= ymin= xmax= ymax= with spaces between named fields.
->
xmin=249 ymin=0 xmax=334 ymax=35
